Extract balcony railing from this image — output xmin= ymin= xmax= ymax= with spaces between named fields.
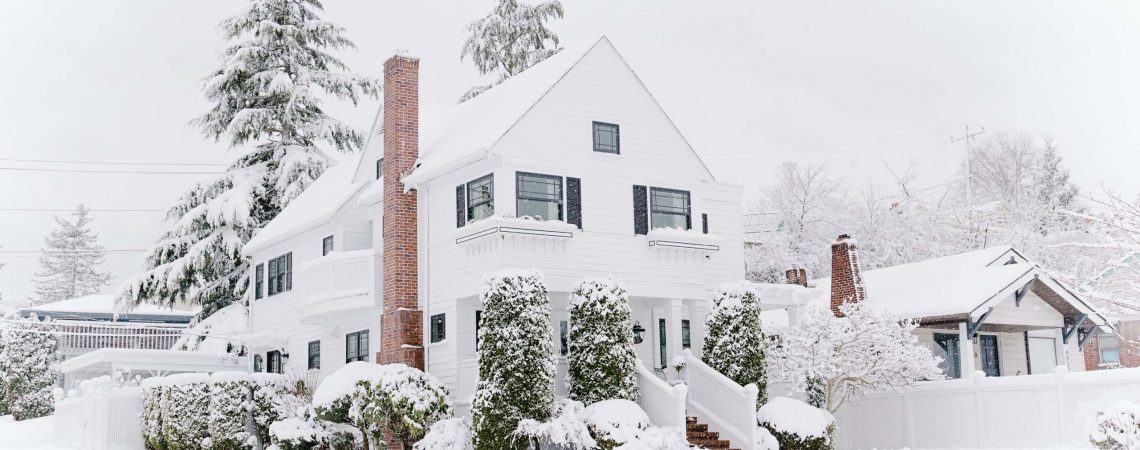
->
xmin=299 ymin=249 xmax=382 ymax=324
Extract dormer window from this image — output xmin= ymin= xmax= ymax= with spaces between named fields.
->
xmin=375 ymin=158 xmax=384 ymax=180
xmin=593 ymin=121 xmax=620 ymax=154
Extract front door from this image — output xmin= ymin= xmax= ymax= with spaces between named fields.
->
xmin=933 ymin=333 xmax=961 ymax=378
xmin=980 ymin=335 xmax=1001 ymax=377
xmin=658 ymin=318 xmax=667 ymax=368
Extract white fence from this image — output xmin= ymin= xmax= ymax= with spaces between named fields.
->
xmin=833 ymin=367 xmax=1140 ymax=450
xmin=54 ymin=387 xmax=144 ymax=450
xmin=635 ymin=359 xmax=687 ymax=429
xmin=680 ymin=349 xmax=757 ymax=447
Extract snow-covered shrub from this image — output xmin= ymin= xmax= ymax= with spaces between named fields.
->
xmin=567 ymin=277 xmax=639 ymax=405
xmin=702 ymin=283 xmax=767 ymax=403
xmin=585 ymin=399 xmax=649 ymax=449
xmin=162 ymin=373 xmax=211 ymax=450
xmin=0 ymin=314 xmax=60 ymax=421
xmin=268 ymin=405 xmax=357 ymax=450
xmin=1090 ymin=400 xmax=1140 ymax=450
xmin=754 ymin=426 xmax=780 ymax=450
xmin=140 ymin=379 xmax=167 ymax=450
xmin=416 ymin=417 xmax=474 ymax=450
xmin=352 ymin=363 xmax=453 ymax=448
xmin=252 ymin=373 xmax=295 ymax=447
xmin=758 ymin=397 xmax=834 ymax=450
xmin=471 ymin=270 xmax=556 ymax=450
xmin=312 ymin=362 xmax=381 ymax=449
xmin=513 ymin=399 xmax=596 ymax=450
xmin=768 ymin=302 xmax=943 ymax=412
xmin=208 ymin=372 xmax=253 ymax=450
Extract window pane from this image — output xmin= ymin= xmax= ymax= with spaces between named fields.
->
xmin=651 ymin=212 xmax=688 ymax=230
xmin=360 ymin=330 xmax=369 ymax=358
xmin=1102 ymin=349 xmax=1121 ymax=363
xmin=593 ymin=122 xmax=620 ymax=153
xmin=347 ymin=335 xmax=358 ymax=359
xmin=517 ymin=173 xmax=562 ymax=221
xmin=467 ymin=175 xmax=494 ymax=221
xmin=323 ymin=236 xmax=334 ymax=256
xmin=650 ymin=188 xmax=691 ymax=230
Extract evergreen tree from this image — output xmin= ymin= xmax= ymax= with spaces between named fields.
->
xmin=472 ymin=270 xmax=556 ymax=450
xmin=459 ymin=0 xmax=564 ymax=102
xmin=30 ymin=205 xmax=111 ymax=305
xmin=0 ymin=314 xmax=60 ymax=420
xmin=567 ymin=277 xmax=638 ymax=405
xmin=115 ymin=0 xmax=377 ymax=319
xmin=702 ymin=283 xmax=767 ymax=404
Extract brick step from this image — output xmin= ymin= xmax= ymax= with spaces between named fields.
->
xmin=686 ymin=430 xmax=720 ymax=440
xmin=684 ymin=415 xmax=739 ymax=450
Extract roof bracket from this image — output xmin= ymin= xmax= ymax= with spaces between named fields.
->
xmin=1077 ymin=327 xmax=1095 ymax=348
xmin=1015 ymin=275 xmax=1039 ymax=307
xmin=968 ymin=307 xmax=995 ymax=338
xmin=1063 ymin=313 xmax=1088 ymax=344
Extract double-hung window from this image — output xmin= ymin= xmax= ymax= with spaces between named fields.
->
xmin=308 ymin=341 xmax=321 ymax=370
xmin=430 ymin=314 xmax=446 ymax=343
xmin=322 ymin=236 xmax=334 ymax=256
xmin=254 ymin=263 xmax=264 ymax=300
xmin=346 ymin=330 xmax=369 ymax=363
xmin=467 ymin=175 xmax=494 ymax=222
xmin=681 ymin=320 xmax=691 ymax=349
xmin=516 ymin=172 xmax=563 ymax=221
xmin=650 ymin=188 xmax=691 ymax=230
xmin=267 ymin=253 xmax=292 ymax=296
xmin=1100 ymin=334 xmax=1122 ymax=365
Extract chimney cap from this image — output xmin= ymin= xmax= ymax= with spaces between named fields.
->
xmin=837 ymin=233 xmax=850 ymax=240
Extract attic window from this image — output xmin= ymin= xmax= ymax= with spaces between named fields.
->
xmin=375 ymin=158 xmax=384 ymax=180
xmin=593 ymin=122 xmax=620 ymax=154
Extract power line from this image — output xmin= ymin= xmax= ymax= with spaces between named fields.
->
xmin=0 ymin=167 xmax=222 ymax=175
xmin=0 ymin=208 xmax=166 ymax=213
xmin=0 ymin=157 xmax=229 ymax=167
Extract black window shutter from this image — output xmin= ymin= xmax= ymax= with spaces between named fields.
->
xmin=567 ymin=177 xmax=582 ymax=229
xmin=285 ymin=253 xmax=292 ymax=291
xmin=702 ymin=213 xmax=709 ymax=234
xmin=456 ymin=185 xmax=466 ymax=228
xmin=633 ymin=185 xmax=648 ymax=235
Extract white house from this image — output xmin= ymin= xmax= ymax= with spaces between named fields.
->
xmin=240 ymin=37 xmax=745 ymax=416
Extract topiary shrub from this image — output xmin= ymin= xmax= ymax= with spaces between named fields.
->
xmin=567 ymin=277 xmax=638 ymax=405
xmin=162 ymin=373 xmax=210 ymax=450
xmin=252 ymin=373 xmax=294 ymax=447
xmin=140 ymin=378 xmax=167 ymax=450
xmin=757 ymin=397 xmax=835 ymax=450
xmin=702 ymin=283 xmax=768 ymax=403
xmin=1090 ymin=400 xmax=1140 ymax=450
xmin=208 ymin=372 xmax=253 ymax=450
xmin=471 ymin=270 xmax=556 ymax=450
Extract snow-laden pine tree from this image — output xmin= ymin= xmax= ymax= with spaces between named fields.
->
xmin=769 ymin=302 xmax=944 ymax=413
xmin=567 ymin=277 xmax=638 ymax=405
xmin=702 ymin=283 xmax=767 ymax=404
xmin=0 ymin=314 xmax=60 ymax=420
xmin=115 ymin=0 xmax=377 ymax=319
xmin=459 ymin=0 xmax=564 ymax=102
xmin=472 ymin=270 xmax=556 ymax=450
xmin=30 ymin=205 xmax=111 ymax=305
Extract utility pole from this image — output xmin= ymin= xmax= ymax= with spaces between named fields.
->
xmin=951 ymin=125 xmax=985 ymax=212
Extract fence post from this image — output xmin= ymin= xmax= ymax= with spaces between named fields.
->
xmin=904 ymin=390 xmax=916 ymax=449
xmin=973 ymin=373 xmax=984 ymax=448
xmin=1055 ymin=367 xmax=1066 ymax=446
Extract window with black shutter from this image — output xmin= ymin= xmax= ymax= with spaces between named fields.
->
xmin=254 ymin=263 xmax=264 ymax=300
xmin=650 ymin=188 xmax=691 ymax=230
xmin=567 ymin=177 xmax=582 ymax=229
xmin=456 ymin=185 xmax=466 ymax=227
xmin=516 ymin=172 xmax=563 ymax=221
xmin=308 ymin=341 xmax=321 ymax=370
xmin=267 ymin=253 xmax=292 ymax=296
xmin=322 ymin=236 xmax=334 ymax=256
xmin=430 ymin=314 xmax=446 ymax=343
xmin=633 ymin=185 xmax=648 ymax=235
xmin=593 ymin=122 xmax=620 ymax=154
xmin=466 ymin=175 xmax=494 ymax=221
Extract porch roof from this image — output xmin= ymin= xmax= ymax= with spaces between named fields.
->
xmin=60 ymin=348 xmax=243 ymax=376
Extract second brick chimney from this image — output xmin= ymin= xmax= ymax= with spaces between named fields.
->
xmin=379 ymin=54 xmax=424 ymax=370
xmin=785 ymin=268 xmax=808 ymax=287
xmin=830 ymin=234 xmax=866 ymax=317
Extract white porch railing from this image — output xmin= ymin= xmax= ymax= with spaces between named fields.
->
xmin=636 ymin=359 xmax=687 ymax=429
xmin=681 ymin=349 xmax=757 ymax=447
xmin=299 ymin=249 xmax=381 ymax=322
xmin=55 ymin=387 xmax=144 ymax=450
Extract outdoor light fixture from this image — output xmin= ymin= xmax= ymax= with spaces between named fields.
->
xmin=632 ymin=321 xmax=646 ymax=344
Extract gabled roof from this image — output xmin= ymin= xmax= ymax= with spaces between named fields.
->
xmin=243 ymin=156 xmax=372 ymax=255
xmin=808 ymin=246 xmax=1113 ymax=331
xmin=401 ymin=36 xmax=715 ymax=186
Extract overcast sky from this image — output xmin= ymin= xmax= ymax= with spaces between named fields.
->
xmin=2 ymin=0 xmax=1139 ymax=305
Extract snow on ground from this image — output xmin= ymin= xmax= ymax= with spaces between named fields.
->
xmin=0 ymin=415 xmax=72 ymax=450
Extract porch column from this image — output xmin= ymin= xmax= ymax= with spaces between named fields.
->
xmin=959 ymin=322 xmax=977 ymax=376
xmin=689 ymin=301 xmax=708 ymax=358
xmin=666 ymin=298 xmax=684 ymax=368
xmin=1054 ymin=328 xmax=1068 ymax=371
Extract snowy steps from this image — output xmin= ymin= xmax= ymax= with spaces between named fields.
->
xmin=685 ymin=416 xmax=738 ymax=450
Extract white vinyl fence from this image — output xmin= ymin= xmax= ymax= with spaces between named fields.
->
xmin=680 ymin=349 xmax=758 ymax=447
xmin=54 ymin=387 xmax=144 ymax=450
xmin=832 ymin=367 xmax=1140 ymax=450
xmin=635 ymin=359 xmax=687 ymax=429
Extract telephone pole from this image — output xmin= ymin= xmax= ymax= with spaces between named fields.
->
xmin=951 ymin=125 xmax=985 ymax=212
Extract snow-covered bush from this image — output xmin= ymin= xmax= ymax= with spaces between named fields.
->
xmin=1090 ymin=400 xmax=1140 ymax=450
xmin=585 ymin=399 xmax=649 ymax=449
xmin=268 ymin=405 xmax=358 ymax=450
xmin=353 ymin=364 xmax=453 ymax=448
xmin=511 ymin=399 xmax=690 ymax=450
xmin=252 ymin=373 xmax=296 ymax=447
xmin=208 ymin=372 xmax=253 ymax=450
xmin=769 ymin=302 xmax=943 ymax=412
xmin=702 ymin=283 xmax=767 ymax=403
xmin=140 ymin=379 xmax=167 ymax=450
xmin=0 ymin=314 xmax=60 ymax=420
xmin=471 ymin=270 xmax=556 ymax=450
xmin=415 ymin=417 xmax=473 ymax=450
xmin=513 ymin=399 xmax=596 ymax=450
xmin=162 ymin=373 xmax=211 ymax=450
xmin=758 ymin=397 xmax=834 ymax=450
xmin=567 ymin=277 xmax=639 ymax=405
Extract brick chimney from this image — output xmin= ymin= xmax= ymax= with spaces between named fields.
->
xmin=830 ymin=234 xmax=866 ymax=317
xmin=785 ymin=268 xmax=808 ymax=287
xmin=379 ymin=54 xmax=424 ymax=370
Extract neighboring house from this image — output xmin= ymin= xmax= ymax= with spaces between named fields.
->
xmin=762 ymin=236 xmax=1114 ymax=378
xmin=1079 ymin=251 xmax=1140 ymax=370
xmin=240 ymin=37 xmax=745 ymax=417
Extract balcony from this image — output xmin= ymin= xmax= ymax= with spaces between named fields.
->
xmin=299 ymin=249 xmax=382 ymax=325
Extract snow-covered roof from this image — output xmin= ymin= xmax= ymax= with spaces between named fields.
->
xmin=59 ymin=348 xmax=244 ymax=376
xmin=243 ymin=156 xmax=372 ymax=255
xmin=808 ymin=246 xmax=1112 ymax=330
xmin=19 ymin=295 xmax=195 ymax=323
xmin=401 ymin=38 xmax=599 ymax=186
